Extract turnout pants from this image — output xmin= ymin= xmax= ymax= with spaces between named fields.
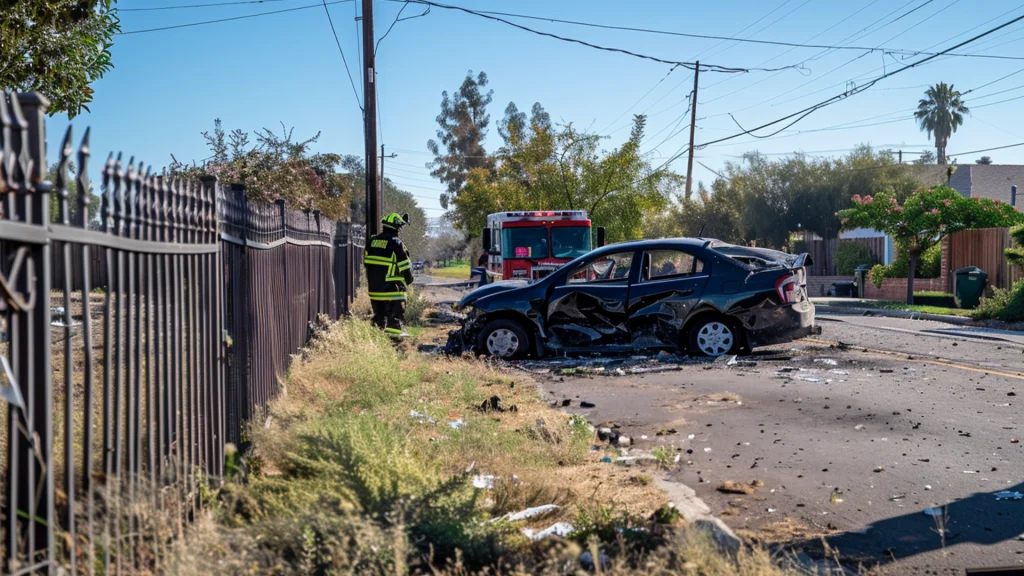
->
xmin=371 ymin=299 xmax=405 ymax=336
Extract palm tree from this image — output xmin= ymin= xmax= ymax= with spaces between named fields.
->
xmin=914 ymin=82 xmax=968 ymax=165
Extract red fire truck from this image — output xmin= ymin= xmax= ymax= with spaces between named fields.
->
xmin=480 ymin=210 xmax=605 ymax=281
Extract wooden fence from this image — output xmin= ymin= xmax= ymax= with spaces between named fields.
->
xmin=943 ymin=227 xmax=1023 ymax=292
xmin=805 ymin=236 xmax=886 ymax=276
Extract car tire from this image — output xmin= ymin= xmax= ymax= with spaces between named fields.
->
xmin=478 ymin=319 xmax=530 ymax=360
xmin=687 ymin=316 xmax=740 ymax=357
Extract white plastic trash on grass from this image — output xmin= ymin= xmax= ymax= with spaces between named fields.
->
xmin=492 ymin=504 xmax=560 ymax=523
xmin=409 ymin=410 xmax=436 ymax=424
xmin=523 ymin=522 xmax=575 ymax=541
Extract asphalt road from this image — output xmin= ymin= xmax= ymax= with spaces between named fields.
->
xmin=532 ymin=315 xmax=1024 ymax=575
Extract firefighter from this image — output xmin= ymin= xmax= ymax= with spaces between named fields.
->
xmin=363 ymin=212 xmax=414 ymax=337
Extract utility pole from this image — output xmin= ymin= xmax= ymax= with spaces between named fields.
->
xmin=379 ymin=144 xmax=396 ymax=206
xmin=898 ymin=150 xmax=903 ymax=164
xmin=685 ymin=62 xmax=699 ymax=199
xmin=362 ymin=0 xmax=378 ymax=238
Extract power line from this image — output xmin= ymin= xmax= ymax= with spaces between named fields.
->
xmin=947 ymin=142 xmax=1024 ymax=157
xmin=375 ymin=1 xmax=430 ymax=55
xmin=119 ymin=0 xmax=297 ymax=11
xmin=118 ymin=0 xmax=353 ymax=34
xmin=321 ymin=0 xmax=363 ymax=111
xmin=391 ymin=0 xmax=809 ymax=74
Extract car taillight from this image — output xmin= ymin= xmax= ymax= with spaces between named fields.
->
xmin=775 ymin=274 xmax=800 ymax=304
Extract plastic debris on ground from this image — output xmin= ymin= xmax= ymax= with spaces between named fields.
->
xmin=923 ymin=507 xmax=945 ymax=517
xmin=472 ymin=475 xmax=496 ymax=489
xmin=994 ymin=491 xmax=1024 ymax=500
xmin=448 ymin=419 xmax=466 ymax=430
xmin=511 ymin=352 xmax=709 ymax=377
xmin=813 ymin=358 xmax=838 ymax=366
xmin=495 ymin=504 xmax=560 ymax=523
xmin=409 ymin=410 xmax=436 ymax=425
xmin=523 ymin=522 xmax=575 ymax=541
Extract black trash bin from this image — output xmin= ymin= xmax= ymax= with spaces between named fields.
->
xmin=954 ymin=266 xmax=988 ymax=309
xmin=854 ymin=264 xmax=873 ymax=299
xmin=830 ymin=281 xmax=855 ymax=298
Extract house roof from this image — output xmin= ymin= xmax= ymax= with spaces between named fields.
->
xmin=947 ymin=164 xmax=1024 ymax=203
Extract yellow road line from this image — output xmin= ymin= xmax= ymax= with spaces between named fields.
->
xmin=799 ymin=337 xmax=1024 ymax=381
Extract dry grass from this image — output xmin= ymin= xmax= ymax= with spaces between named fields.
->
xmin=165 ymin=318 xmax=814 ymax=575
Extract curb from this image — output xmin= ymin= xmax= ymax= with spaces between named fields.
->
xmin=816 ymin=305 xmax=974 ymax=326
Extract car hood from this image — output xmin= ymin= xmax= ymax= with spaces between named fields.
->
xmin=457 ymin=280 xmax=530 ymax=310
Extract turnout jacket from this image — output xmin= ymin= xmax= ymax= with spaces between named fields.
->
xmin=363 ymin=228 xmax=414 ymax=301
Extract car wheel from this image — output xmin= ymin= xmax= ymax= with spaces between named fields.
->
xmin=688 ymin=317 xmax=739 ymax=357
xmin=478 ymin=319 xmax=530 ymax=359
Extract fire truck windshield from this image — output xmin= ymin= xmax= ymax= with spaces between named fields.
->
xmin=551 ymin=226 xmax=592 ymax=259
xmin=501 ymin=227 xmax=548 ymax=259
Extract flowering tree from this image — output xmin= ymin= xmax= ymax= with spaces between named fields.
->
xmin=839 ymin=185 xmax=1024 ymax=304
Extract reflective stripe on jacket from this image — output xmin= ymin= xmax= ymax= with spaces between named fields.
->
xmin=363 ymin=229 xmax=414 ymax=301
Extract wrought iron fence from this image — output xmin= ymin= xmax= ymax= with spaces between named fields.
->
xmin=0 ymin=91 xmax=359 ymax=574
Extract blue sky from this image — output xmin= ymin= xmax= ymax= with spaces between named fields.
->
xmin=45 ymin=0 xmax=1024 ymax=219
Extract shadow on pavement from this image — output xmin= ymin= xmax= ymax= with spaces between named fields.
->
xmin=801 ymin=482 xmax=1024 ymax=570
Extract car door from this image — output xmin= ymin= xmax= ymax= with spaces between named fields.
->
xmin=627 ymin=248 xmax=710 ymax=348
xmin=545 ymin=250 xmax=637 ymax=349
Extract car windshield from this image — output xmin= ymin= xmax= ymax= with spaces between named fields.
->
xmin=502 ymin=227 xmax=549 ymax=259
xmin=551 ymin=226 xmax=591 ymax=259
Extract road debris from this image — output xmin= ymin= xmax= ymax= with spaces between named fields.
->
xmin=495 ymin=504 xmax=560 ymax=523
xmin=994 ymin=491 xmax=1023 ymax=500
xmin=814 ymin=358 xmax=838 ymax=366
xmin=717 ymin=480 xmax=762 ymax=495
xmin=523 ymin=522 xmax=575 ymax=541
xmin=472 ymin=475 xmax=496 ymax=489
xmin=479 ymin=395 xmax=517 ymax=413
xmin=579 ymin=401 xmax=596 ymax=409
xmin=409 ymin=410 xmax=436 ymax=425
xmin=923 ymin=507 xmax=945 ymax=517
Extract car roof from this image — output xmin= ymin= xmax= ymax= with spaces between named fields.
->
xmin=589 ymin=237 xmax=714 ymax=255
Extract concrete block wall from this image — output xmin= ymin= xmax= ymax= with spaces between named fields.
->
xmin=864 ymin=277 xmax=946 ymax=301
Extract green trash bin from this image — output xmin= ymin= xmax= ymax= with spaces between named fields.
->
xmin=854 ymin=264 xmax=872 ymax=299
xmin=954 ymin=266 xmax=988 ymax=309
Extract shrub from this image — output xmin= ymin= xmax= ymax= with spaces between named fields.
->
xmin=870 ymin=264 xmax=887 ymax=289
xmin=404 ymin=287 xmax=428 ymax=327
xmin=973 ymin=280 xmax=1024 ymax=321
xmin=870 ymin=243 xmax=941 ymax=287
xmin=835 ymin=242 xmax=875 ymax=275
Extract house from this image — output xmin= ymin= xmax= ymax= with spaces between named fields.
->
xmin=946 ymin=164 xmax=1024 ymax=204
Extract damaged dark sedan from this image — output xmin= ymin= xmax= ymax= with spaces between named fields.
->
xmin=448 ymin=238 xmax=821 ymax=359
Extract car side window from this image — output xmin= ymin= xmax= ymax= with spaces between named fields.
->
xmin=567 ymin=252 xmax=634 ymax=284
xmin=644 ymin=250 xmax=703 ymax=281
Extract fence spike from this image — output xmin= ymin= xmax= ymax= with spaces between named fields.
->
xmin=8 ymin=93 xmax=31 ymax=191
xmin=126 ymin=157 xmax=139 ymax=240
xmin=156 ymin=174 xmax=167 ymax=242
xmin=102 ymin=152 xmax=115 ymax=233
xmin=112 ymin=152 xmax=125 ymax=236
xmin=56 ymin=126 xmax=73 ymax=225
xmin=0 ymin=92 xmax=12 ymax=193
xmin=76 ymin=128 xmax=92 ymax=229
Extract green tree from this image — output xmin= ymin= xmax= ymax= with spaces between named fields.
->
xmin=840 ymin=186 xmax=1023 ymax=304
xmin=1005 ymin=225 xmax=1024 ymax=270
xmin=343 ymin=154 xmax=428 ymax=256
xmin=913 ymin=150 xmax=937 ymax=165
xmin=1 ymin=1 xmax=119 ymax=117
xmin=976 ymin=156 xmax=993 ymax=165
xmin=914 ymin=82 xmax=968 ymax=165
xmin=174 ymin=121 xmax=352 ymax=220
xmin=427 ymin=71 xmax=494 ymax=208
xmin=453 ymin=115 xmax=670 ymax=242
